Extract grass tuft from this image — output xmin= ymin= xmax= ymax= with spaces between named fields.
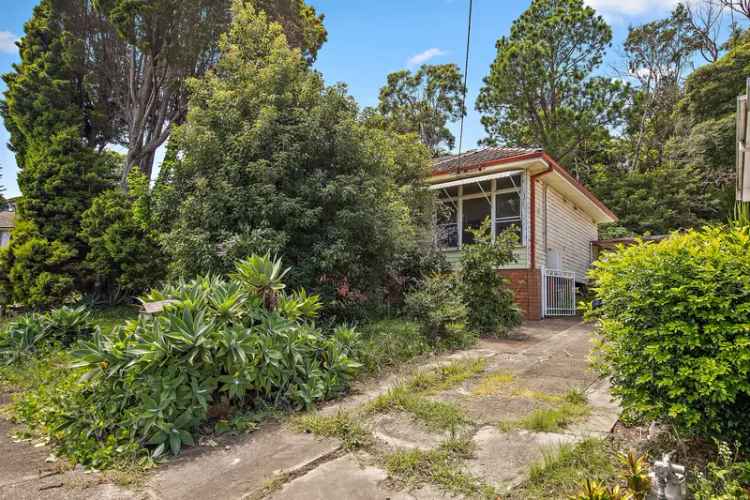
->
xmin=405 ymin=358 xmax=488 ymax=395
xmin=499 ymin=389 xmax=590 ymax=432
xmin=291 ymin=411 xmax=372 ymax=451
xmin=511 ymin=438 xmax=617 ymax=499
xmin=364 ymin=357 xmax=487 ymax=430
xmin=365 ymin=386 xmax=466 ymax=431
xmin=384 ymin=437 xmax=497 ymax=499
xmin=470 ymin=372 xmax=514 ymax=396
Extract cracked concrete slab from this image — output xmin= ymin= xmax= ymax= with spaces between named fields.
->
xmin=520 ymin=357 xmax=596 ymax=382
xmin=267 ymin=453 xmax=412 ymax=500
xmin=371 ymin=412 xmax=448 ymax=451
xmin=466 ymin=427 xmax=580 ymax=492
xmin=145 ymin=425 xmax=340 ymax=500
xmin=450 ymin=394 xmax=548 ymax=426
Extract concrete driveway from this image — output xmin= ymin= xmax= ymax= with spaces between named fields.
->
xmin=0 ymin=319 xmax=619 ymax=499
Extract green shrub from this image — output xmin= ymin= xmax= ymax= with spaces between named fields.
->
xmin=404 ymin=273 xmax=472 ymax=347
xmin=459 ymin=219 xmax=522 ymax=337
xmin=0 ymin=315 xmax=46 ymax=364
xmin=0 ymin=219 xmax=78 ymax=308
xmin=42 ymin=306 xmax=95 ymax=346
xmin=14 ymin=255 xmax=362 ymax=466
xmin=356 ymin=319 xmax=432 ymax=374
xmin=0 ymin=306 xmax=94 ymax=364
xmin=587 ymin=226 xmax=750 ymax=445
xmin=156 ymin=2 xmax=433 ymax=315
xmin=691 ymin=441 xmax=750 ymax=499
xmin=79 ymin=171 xmax=166 ymax=303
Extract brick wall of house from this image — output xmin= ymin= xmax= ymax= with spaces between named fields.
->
xmin=499 ymin=269 xmax=541 ymax=321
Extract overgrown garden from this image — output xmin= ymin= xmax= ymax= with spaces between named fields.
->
xmin=0 ymin=0 xmax=523 ymax=472
xmin=2 ymin=0 xmax=750 ymax=496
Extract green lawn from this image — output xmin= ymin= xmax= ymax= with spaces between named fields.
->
xmin=89 ymin=305 xmax=140 ymax=333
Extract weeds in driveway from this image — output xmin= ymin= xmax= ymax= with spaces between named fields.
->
xmin=366 ymin=386 xmax=466 ymax=431
xmin=511 ymin=438 xmax=617 ymax=499
xmin=384 ymin=437 xmax=497 ymax=499
xmin=470 ymin=371 xmax=514 ymax=396
xmin=403 ymin=358 xmax=487 ymax=395
xmin=364 ymin=357 xmax=486 ymax=431
xmin=291 ymin=411 xmax=372 ymax=451
xmin=499 ymin=389 xmax=590 ymax=432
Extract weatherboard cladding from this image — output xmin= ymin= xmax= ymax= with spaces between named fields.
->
xmin=543 ymin=185 xmax=598 ymax=283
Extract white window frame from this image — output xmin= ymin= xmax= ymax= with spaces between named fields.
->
xmin=432 ymin=171 xmax=526 ymax=250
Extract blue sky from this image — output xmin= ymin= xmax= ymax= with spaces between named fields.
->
xmin=0 ymin=0 xmax=681 ymax=197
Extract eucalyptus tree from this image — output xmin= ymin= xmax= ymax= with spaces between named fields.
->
xmin=375 ymin=64 xmax=466 ymax=157
xmin=623 ymin=4 xmax=700 ymax=170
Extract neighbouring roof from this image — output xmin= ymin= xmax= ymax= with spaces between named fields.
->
xmin=432 ymin=147 xmax=542 ymax=175
xmin=592 ymin=235 xmax=669 ymax=250
xmin=0 ymin=211 xmax=15 ymax=230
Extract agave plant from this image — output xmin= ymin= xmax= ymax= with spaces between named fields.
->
xmin=232 ymin=253 xmax=290 ymax=310
xmin=0 ymin=315 xmax=47 ymax=365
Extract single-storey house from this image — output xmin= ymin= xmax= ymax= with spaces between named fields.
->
xmin=429 ymin=147 xmax=617 ymax=320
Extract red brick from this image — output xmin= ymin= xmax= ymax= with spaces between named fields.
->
xmin=498 ymin=269 xmax=542 ymax=321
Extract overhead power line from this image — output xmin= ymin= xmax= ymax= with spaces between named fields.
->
xmin=457 ymin=0 xmax=474 ymax=173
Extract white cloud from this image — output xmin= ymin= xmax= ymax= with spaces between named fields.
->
xmin=0 ymin=31 xmax=19 ymax=54
xmin=584 ymin=0 xmax=679 ymax=18
xmin=407 ymin=48 xmax=446 ymax=67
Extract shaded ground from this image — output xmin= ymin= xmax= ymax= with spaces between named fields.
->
xmin=0 ymin=319 xmax=619 ymax=499
xmin=0 ymin=394 xmax=138 ymax=500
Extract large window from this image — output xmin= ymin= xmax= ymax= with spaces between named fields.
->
xmin=462 ymin=195 xmax=491 ymax=244
xmin=434 ymin=173 xmax=524 ymax=249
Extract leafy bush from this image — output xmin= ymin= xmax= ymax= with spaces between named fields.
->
xmin=0 ymin=306 xmax=94 ymax=364
xmin=155 ymin=2 xmax=433 ymax=313
xmin=459 ymin=219 xmax=522 ymax=337
xmin=79 ymin=170 xmax=166 ymax=303
xmin=43 ymin=306 xmax=96 ymax=346
xmin=13 ymin=255 xmax=361 ymax=466
xmin=404 ymin=272 xmax=471 ymax=347
xmin=588 ymin=226 xmax=750 ymax=445
xmin=0 ymin=315 xmax=46 ymax=364
xmin=691 ymin=441 xmax=750 ymax=499
xmin=0 ymin=220 xmax=79 ymax=308
xmin=356 ymin=319 xmax=432 ymax=375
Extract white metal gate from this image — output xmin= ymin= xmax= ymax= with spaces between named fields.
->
xmin=541 ymin=268 xmax=576 ymax=317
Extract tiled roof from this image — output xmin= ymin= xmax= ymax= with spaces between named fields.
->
xmin=0 ymin=211 xmax=15 ymax=229
xmin=431 ymin=147 xmax=542 ymax=175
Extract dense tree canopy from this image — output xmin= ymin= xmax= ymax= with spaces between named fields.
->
xmin=0 ymin=0 xmax=114 ymax=307
xmin=476 ymin=0 xmax=627 ymax=179
xmin=372 ymin=64 xmax=466 ymax=157
xmin=155 ymin=1 xmax=433 ymax=308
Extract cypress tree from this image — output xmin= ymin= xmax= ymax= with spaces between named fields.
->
xmin=0 ymin=0 xmax=112 ymax=307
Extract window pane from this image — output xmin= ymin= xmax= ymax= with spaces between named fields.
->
xmin=496 ymin=191 xmax=520 ymax=219
xmin=462 ymin=197 xmax=491 ymax=245
xmin=462 ymin=180 xmax=492 ymax=197
xmin=496 ymin=173 xmax=522 ymax=191
xmin=436 ymin=201 xmax=458 ymax=248
xmin=438 ymin=186 xmax=459 ymax=199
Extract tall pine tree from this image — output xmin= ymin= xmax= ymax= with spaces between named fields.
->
xmin=0 ymin=0 xmax=113 ymax=307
